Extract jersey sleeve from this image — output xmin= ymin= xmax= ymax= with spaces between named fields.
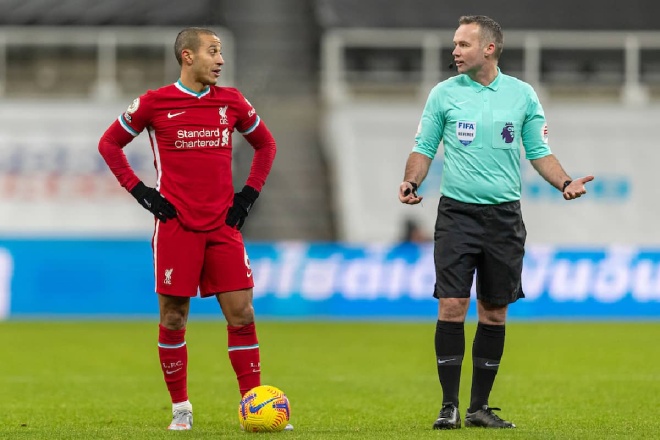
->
xmin=233 ymin=90 xmax=261 ymax=135
xmin=412 ymin=84 xmax=445 ymax=160
xmin=98 ymin=120 xmax=141 ymax=192
xmin=117 ymin=92 xmax=153 ymax=137
xmin=521 ymin=85 xmax=552 ymax=160
xmin=232 ymin=89 xmax=276 ymax=192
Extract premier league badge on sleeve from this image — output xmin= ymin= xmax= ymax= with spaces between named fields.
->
xmin=123 ymin=97 xmax=140 ymax=122
xmin=126 ymin=97 xmax=140 ymax=114
xmin=456 ymin=121 xmax=476 ymax=146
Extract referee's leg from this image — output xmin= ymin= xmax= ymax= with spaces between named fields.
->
xmin=436 ymin=298 xmax=470 ymax=402
xmin=432 ymin=298 xmax=470 ymax=429
xmin=469 ymin=300 xmax=507 ymax=413
xmin=464 ymin=300 xmax=516 ymax=427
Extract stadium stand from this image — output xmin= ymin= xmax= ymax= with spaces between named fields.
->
xmin=0 ymin=0 xmax=214 ymax=26
xmin=314 ymin=0 xmax=658 ymax=30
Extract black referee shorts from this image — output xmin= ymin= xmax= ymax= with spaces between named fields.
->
xmin=433 ymin=196 xmax=526 ymax=305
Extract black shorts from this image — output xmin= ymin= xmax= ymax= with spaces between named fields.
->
xmin=433 ymin=196 xmax=526 ymax=305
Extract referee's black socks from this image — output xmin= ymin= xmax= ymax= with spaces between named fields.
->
xmin=435 ymin=320 xmax=465 ymax=407
xmin=469 ymin=322 xmax=506 ymax=413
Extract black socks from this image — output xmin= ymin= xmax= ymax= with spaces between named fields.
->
xmin=468 ymin=322 xmax=505 ymax=413
xmin=435 ymin=320 xmax=465 ymax=407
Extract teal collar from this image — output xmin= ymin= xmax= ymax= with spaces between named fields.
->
xmin=465 ymin=67 xmax=501 ymax=92
xmin=174 ymin=79 xmax=210 ymax=98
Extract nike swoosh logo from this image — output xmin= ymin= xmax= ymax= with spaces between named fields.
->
xmin=165 ymin=368 xmax=182 ymax=375
xmin=485 ymin=362 xmax=500 ymax=367
xmin=167 ymin=111 xmax=185 ymax=118
xmin=247 ymin=271 xmax=253 ymax=278
xmin=437 ymin=358 xmax=456 ymax=364
xmin=454 ymin=100 xmax=469 ymax=106
xmin=248 ymin=397 xmax=278 ymax=414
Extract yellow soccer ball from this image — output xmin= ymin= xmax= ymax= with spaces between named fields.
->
xmin=238 ymin=385 xmax=291 ymax=432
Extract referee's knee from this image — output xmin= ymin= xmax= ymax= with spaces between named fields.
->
xmin=438 ymin=297 xmax=470 ymax=321
xmin=476 ymin=301 xmax=508 ymax=324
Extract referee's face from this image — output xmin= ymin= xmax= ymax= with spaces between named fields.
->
xmin=452 ymin=23 xmax=486 ymax=75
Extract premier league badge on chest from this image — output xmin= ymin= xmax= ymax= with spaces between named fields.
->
xmin=456 ymin=121 xmax=476 ymax=146
xmin=501 ymin=122 xmax=515 ymax=144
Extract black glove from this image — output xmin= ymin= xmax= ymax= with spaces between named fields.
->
xmin=226 ymin=185 xmax=259 ymax=230
xmin=130 ymin=181 xmax=177 ymax=223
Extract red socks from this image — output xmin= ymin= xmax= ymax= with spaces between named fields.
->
xmin=158 ymin=324 xmax=188 ymax=403
xmin=158 ymin=323 xmax=261 ymax=401
xmin=227 ymin=322 xmax=261 ymax=396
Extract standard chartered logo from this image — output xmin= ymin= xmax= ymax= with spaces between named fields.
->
xmin=0 ymin=248 xmax=13 ymax=320
xmin=175 ymin=128 xmax=226 ymax=148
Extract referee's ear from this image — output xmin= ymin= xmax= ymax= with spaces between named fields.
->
xmin=483 ymin=42 xmax=496 ymax=58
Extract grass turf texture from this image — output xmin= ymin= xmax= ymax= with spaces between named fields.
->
xmin=1 ymin=321 xmax=658 ymax=439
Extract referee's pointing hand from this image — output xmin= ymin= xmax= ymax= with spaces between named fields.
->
xmin=563 ymin=175 xmax=595 ymax=200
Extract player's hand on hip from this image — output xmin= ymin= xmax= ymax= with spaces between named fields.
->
xmin=226 ymin=185 xmax=260 ymax=230
xmin=399 ymin=181 xmax=423 ymax=205
xmin=563 ymin=175 xmax=595 ymax=200
xmin=130 ymin=181 xmax=177 ymax=222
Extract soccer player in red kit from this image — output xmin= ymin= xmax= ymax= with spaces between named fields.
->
xmin=98 ymin=27 xmax=284 ymax=431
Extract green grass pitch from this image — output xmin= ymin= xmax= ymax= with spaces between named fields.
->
xmin=1 ymin=321 xmax=659 ymax=439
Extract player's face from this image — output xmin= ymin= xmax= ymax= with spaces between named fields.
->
xmin=452 ymin=23 xmax=489 ymax=75
xmin=192 ymin=34 xmax=224 ymax=86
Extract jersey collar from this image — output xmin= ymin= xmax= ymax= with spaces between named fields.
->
xmin=174 ymin=80 xmax=210 ymax=98
xmin=465 ymin=67 xmax=502 ymax=92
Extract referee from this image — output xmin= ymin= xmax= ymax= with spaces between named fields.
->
xmin=399 ymin=15 xmax=593 ymax=429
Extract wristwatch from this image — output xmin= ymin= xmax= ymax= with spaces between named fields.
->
xmin=561 ymin=180 xmax=572 ymax=192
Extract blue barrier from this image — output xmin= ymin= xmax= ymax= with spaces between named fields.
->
xmin=0 ymin=239 xmax=659 ymax=319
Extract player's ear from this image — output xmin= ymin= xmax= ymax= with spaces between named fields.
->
xmin=182 ymin=49 xmax=193 ymax=65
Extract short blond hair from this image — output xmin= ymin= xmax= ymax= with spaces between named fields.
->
xmin=459 ymin=15 xmax=504 ymax=59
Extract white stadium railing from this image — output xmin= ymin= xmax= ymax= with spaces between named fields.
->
xmin=321 ymin=29 xmax=660 ymax=105
xmin=0 ymin=26 xmax=235 ymax=99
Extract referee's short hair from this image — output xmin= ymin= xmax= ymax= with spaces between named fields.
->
xmin=459 ymin=15 xmax=504 ymax=60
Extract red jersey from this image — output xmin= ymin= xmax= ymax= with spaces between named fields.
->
xmin=99 ymin=80 xmax=276 ymax=231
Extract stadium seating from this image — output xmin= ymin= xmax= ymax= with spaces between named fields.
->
xmin=0 ymin=0 xmax=212 ymax=25
xmin=314 ymin=0 xmax=655 ymax=30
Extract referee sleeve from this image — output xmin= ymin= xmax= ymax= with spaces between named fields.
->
xmin=412 ymin=85 xmax=445 ymax=160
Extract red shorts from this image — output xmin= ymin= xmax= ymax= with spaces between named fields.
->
xmin=152 ymin=219 xmax=254 ymax=297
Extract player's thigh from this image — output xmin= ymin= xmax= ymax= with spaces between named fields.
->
xmin=199 ymin=224 xmax=255 ymax=297
xmin=153 ymin=219 xmax=205 ymax=297
xmin=477 ymin=201 xmax=526 ymax=305
xmin=433 ymin=197 xmax=482 ymax=299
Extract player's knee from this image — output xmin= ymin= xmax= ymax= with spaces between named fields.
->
xmin=158 ymin=294 xmax=190 ymax=329
xmin=237 ymin=303 xmax=255 ymax=324
xmin=160 ymin=308 xmax=188 ymax=330
xmin=226 ymin=303 xmax=255 ymax=326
